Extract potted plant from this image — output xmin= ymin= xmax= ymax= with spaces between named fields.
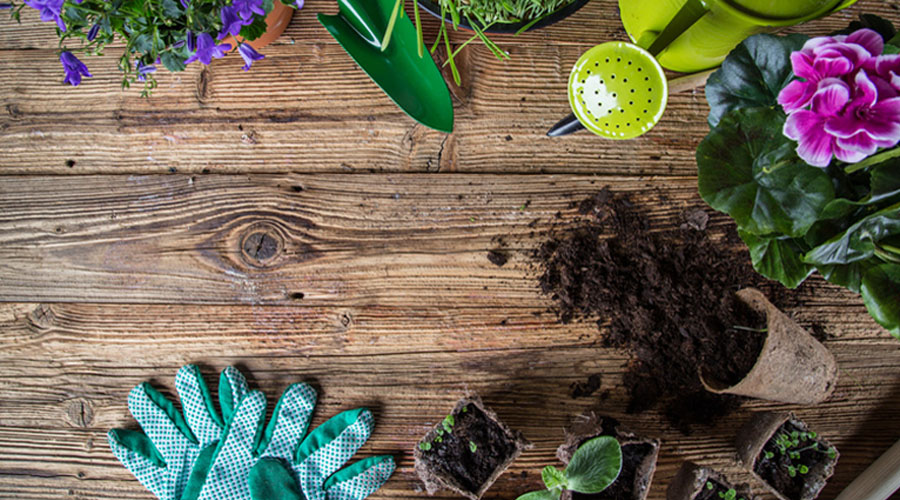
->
xmin=666 ymin=462 xmax=755 ymax=500
xmin=696 ymin=17 xmax=900 ymax=339
xmin=555 ymin=413 xmax=660 ymax=500
xmin=736 ymin=412 xmax=839 ymax=500
xmin=516 ymin=435 xmax=623 ymax=500
xmin=379 ymin=0 xmax=589 ymax=84
xmin=414 ymin=395 xmax=532 ymax=500
xmin=698 ymin=288 xmax=838 ymax=405
xmin=4 ymin=0 xmax=303 ymax=94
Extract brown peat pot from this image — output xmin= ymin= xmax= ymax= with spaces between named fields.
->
xmin=414 ymin=395 xmax=531 ymax=500
xmin=557 ymin=413 xmax=660 ymax=500
xmin=666 ymin=461 xmax=755 ymax=500
xmin=736 ymin=412 xmax=839 ymax=500
xmin=700 ymin=288 xmax=838 ymax=405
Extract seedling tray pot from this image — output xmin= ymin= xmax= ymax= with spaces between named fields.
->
xmin=700 ymin=287 xmax=837 ymax=405
xmin=666 ymin=461 xmax=755 ymax=500
xmin=736 ymin=412 xmax=839 ymax=500
xmin=417 ymin=0 xmax=590 ymax=34
xmin=557 ymin=413 xmax=660 ymax=500
xmin=414 ymin=395 xmax=531 ymax=500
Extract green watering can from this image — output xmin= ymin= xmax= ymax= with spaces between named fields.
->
xmin=621 ymin=0 xmax=860 ymax=73
xmin=549 ymin=0 xmax=858 ymax=138
xmin=319 ymin=0 xmax=454 ymax=133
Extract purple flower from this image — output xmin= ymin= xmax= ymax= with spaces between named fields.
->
xmin=291 ymin=0 xmax=303 ymax=8
xmin=778 ymin=29 xmax=883 ymax=113
xmin=237 ymin=43 xmax=264 ymax=71
xmin=231 ymin=0 xmax=264 ymax=21
xmin=59 ymin=51 xmax=91 ymax=86
xmin=184 ymin=32 xmax=231 ymax=65
xmin=24 ymin=0 xmax=66 ymax=31
xmin=179 ymin=0 xmax=188 ymax=9
xmin=217 ymin=5 xmax=245 ymax=40
xmin=825 ymin=70 xmax=900 ymax=156
xmin=87 ymin=23 xmax=100 ymax=41
xmin=135 ymin=60 xmax=157 ymax=81
xmin=784 ymin=79 xmax=864 ymax=166
xmin=186 ymin=30 xmax=196 ymax=52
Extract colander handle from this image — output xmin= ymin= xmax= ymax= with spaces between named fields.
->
xmin=547 ymin=113 xmax=585 ymax=137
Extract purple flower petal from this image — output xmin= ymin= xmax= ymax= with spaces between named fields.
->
xmin=238 ymin=43 xmax=264 ymax=71
xmin=779 ymin=79 xmax=817 ymax=113
xmin=784 ymin=110 xmax=833 ymax=167
xmin=218 ymin=5 xmax=245 ymax=40
xmin=59 ymin=51 xmax=91 ymax=86
xmin=846 ymin=28 xmax=884 ymax=58
xmin=87 ymin=23 xmax=100 ymax=41
xmin=292 ymin=0 xmax=303 ymax=8
xmin=810 ymin=78 xmax=850 ymax=116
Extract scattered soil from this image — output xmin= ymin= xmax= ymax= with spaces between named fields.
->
xmin=418 ymin=403 xmax=518 ymax=495
xmin=570 ymin=373 xmax=603 ymax=399
xmin=536 ymin=189 xmax=785 ymax=433
xmin=755 ymin=421 xmax=835 ymax=500
xmin=487 ymin=249 xmax=509 ymax=267
xmin=572 ymin=442 xmax=655 ymax=500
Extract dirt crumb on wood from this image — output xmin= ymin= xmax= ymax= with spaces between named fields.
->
xmin=487 ymin=250 xmax=509 ymax=267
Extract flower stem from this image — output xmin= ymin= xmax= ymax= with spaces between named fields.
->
xmin=845 ymin=147 xmax=900 ymax=174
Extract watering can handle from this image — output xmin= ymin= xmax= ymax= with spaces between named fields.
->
xmin=644 ymin=0 xmax=709 ymax=56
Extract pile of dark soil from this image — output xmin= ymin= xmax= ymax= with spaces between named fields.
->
xmin=536 ymin=189 xmax=786 ymax=433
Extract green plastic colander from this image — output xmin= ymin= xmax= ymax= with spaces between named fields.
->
xmin=567 ymin=42 xmax=668 ymax=140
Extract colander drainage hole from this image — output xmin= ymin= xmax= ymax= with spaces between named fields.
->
xmin=611 ymin=74 xmax=615 ymax=79
xmin=644 ymin=76 xmax=649 ymax=81
xmin=628 ymin=60 xmax=632 ymax=65
xmin=605 ymin=58 xmax=610 ymax=63
xmin=631 ymin=89 xmax=635 ymax=93
xmin=629 ymin=101 xmax=633 ymax=105
xmin=637 ymin=67 xmax=642 ymax=71
xmin=616 ymin=57 xmax=621 ymax=62
xmin=623 ymin=78 xmax=628 ymax=83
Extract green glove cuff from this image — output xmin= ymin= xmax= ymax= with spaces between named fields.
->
xmin=249 ymin=458 xmax=304 ymax=500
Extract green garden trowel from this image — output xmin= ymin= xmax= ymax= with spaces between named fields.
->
xmin=318 ymin=0 xmax=454 ymax=133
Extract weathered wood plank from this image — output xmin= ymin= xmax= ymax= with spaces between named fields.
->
xmin=0 ymin=173 xmax=884 ymax=318
xmin=0 ymin=302 xmax=897 ymax=500
xmin=1 ymin=0 xmax=896 ymax=175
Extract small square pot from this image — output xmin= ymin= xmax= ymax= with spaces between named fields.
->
xmin=736 ymin=412 xmax=838 ymax=500
xmin=666 ymin=461 xmax=755 ymax=500
xmin=414 ymin=395 xmax=531 ymax=500
xmin=556 ymin=413 xmax=660 ymax=500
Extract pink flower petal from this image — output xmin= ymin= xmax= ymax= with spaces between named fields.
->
xmin=833 ymin=140 xmax=869 ymax=163
xmin=811 ymin=78 xmax=850 ymax=116
xmin=850 ymin=69 xmax=879 ymax=108
xmin=784 ymin=110 xmax=822 ymax=141
xmin=873 ymin=54 xmax=900 ymax=77
xmin=791 ymin=52 xmax=817 ymax=80
xmin=778 ymin=80 xmax=816 ymax=113
xmin=846 ymin=28 xmax=884 ymax=57
xmin=785 ymin=111 xmax=834 ymax=167
xmin=836 ymin=131 xmax=878 ymax=155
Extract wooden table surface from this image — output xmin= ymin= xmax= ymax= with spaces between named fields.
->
xmin=2 ymin=1 xmax=900 ymax=499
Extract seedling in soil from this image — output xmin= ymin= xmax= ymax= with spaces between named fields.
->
xmin=667 ymin=461 xmax=754 ymax=500
xmin=414 ymin=396 xmax=531 ymax=500
xmin=703 ymin=481 xmax=745 ymax=500
xmin=516 ymin=436 xmax=623 ymax=500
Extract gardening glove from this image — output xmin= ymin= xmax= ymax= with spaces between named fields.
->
xmin=185 ymin=383 xmax=395 ymax=500
xmin=107 ymin=364 xmax=250 ymax=500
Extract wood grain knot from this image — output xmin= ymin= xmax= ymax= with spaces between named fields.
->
xmin=240 ymin=223 xmax=283 ymax=267
xmin=65 ymin=398 xmax=94 ymax=428
xmin=28 ymin=304 xmax=55 ymax=330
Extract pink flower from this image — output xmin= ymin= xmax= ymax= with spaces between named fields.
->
xmin=778 ymin=29 xmax=883 ymax=113
xmin=825 ymin=70 xmax=900 ymax=156
xmin=785 ymin=78 xmax=866 ymax=167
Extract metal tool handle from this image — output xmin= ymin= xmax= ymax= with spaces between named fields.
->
xmin=834 ymin=438 xmax=900 ymax=500
xmin=547 ymin=113 xmax=585 ymax=137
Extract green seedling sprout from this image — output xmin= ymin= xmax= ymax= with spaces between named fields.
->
xmin=469 ymin=441 xmax=477 ymax=453
xmin=765 ymin=427 xmax=836 ymax=480
xmin=515 ymin=436 xmax=622 ymax=500
xmin=705 ymin=480 xmax=745 ymax=500
xmin=418 ymin=406 xmax=465 ymax=454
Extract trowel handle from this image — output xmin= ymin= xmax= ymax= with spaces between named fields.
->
xmin=834 ymin=438 xmax=900 ymax=500
xmin=547 ymin=113 xmax=585 ymax=137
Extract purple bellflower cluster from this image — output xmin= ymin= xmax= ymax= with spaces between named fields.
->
xmin=779 ymin=29 xmax=900 ymax=167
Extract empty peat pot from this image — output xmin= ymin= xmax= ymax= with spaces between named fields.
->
xmin=699 ymin=287 xmax=837 ymax=405
xmin=737 ymin=412 xmax=839 ymax=500
xmin=557 ymin=413 xmax=660 ymax=500
xmin=666 ymin=461 xmax=756 ymax=500
xmin=414 ymin=395 xmax=531 ymax=500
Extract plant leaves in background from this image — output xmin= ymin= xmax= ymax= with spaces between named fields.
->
xmin=861 ymin=262 xmax=900 ymax=338
xmin=161 ymin=51 xmax=186 ymax=72
xmin=804 ymin=202 xmax=900 ymax=266
xmin=239 ymin=16 xmax=268 ymax=41
xmin=161 ymin=0 xmax=183 ymax=19
xmin=565 ymin=436 xmax=622 ymax=494
xmin=831 ymin=14 xmax=897 ymax=41
xmin=819 ymin=262 xmax=864 ymax=293
xmin=542 ymin=466 xmax=567 ymax=490
xmin=697 ymin=107 xmax=834 ymax=237
xmin=739 ymin=231 xmax=814 ymax=288
xmin=516 ymin=490 xmax=561 ymax=500
xmin=705 ymin=33 xmax=808 ymax=127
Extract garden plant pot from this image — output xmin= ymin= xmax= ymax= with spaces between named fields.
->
xmin=414 ymin=395 xmax=531 ymax=500
xmin=699 ymin=287 xmax=837 ymax=405
xmin=667 ymin=461 xmax=755 ymax=500
xmin=736 ymin=412 xmax=839 ymax=500
xmin=556 ymin=413 xmax=660 ymax=500
xmin=417 ymin=0 xmax=590 ymax=34
xmin=223 ymin=0 xmax=294 ymax=51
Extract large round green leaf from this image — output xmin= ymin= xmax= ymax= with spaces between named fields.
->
xmin=861 ymin=263 xmax=900 ymax=339
xmin=516 ymin=489 xmax=561 ymax=500
xmin=564 ymin=436 xmax=622 ymax=494
xmin=739 ymin=231 xmax=814 ymax=288
xmin=705 ymin=33 xmax=808 ymax=127
xmin=697 ymin=107 xmax=835 ymax=238
xmin=804 ymin=202 xmax=900 ymax=266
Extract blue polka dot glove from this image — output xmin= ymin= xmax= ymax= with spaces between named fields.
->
xmin=183 ymin=383 xmax=396 ymax=500
xmin=107 ymin=365 xmax=250 ymax=500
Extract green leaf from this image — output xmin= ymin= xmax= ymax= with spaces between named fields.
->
xmin=239 ymin=16 xmax=268 ymax=41
xmin=739 ymin=231 xmax=814 ymax=288
xmin=131 ymin=32 xmax=153 ymax=53
xmin=861 ymin=262 xmax=900 ymax=338
xmin=804 ymin=203 xmax=900 ymax=266
xmin=819 ymin=262 xmax=864 ymax=293
xmin=705 ymin=33 xmax=808 ymax=127
xmin=542 ymin=466 xmax=567 ymax=491
xmin=697 ymin=107 xmax=834 ymax=237
xmin=161 ymin=51 xmax=186 ymax=72
xmin=516 ymin=490 xmax=561 ymax=500
xmin=161 ymin=0 xmax=183 ymax=19
xmin=832 ymin=14 xmax=897 ymax=42
xmin=564 ymin=436 xmax=622 ymax=494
